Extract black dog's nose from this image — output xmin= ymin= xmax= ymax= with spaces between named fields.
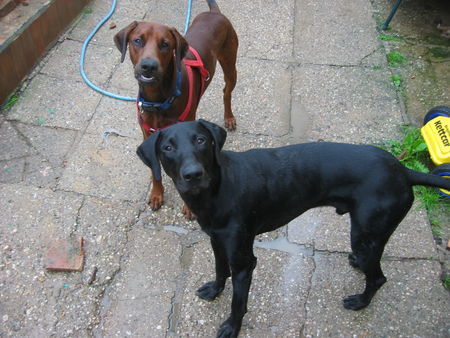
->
xmin=140 ymin=59 xmax=159 ymax=73
xmin=182 ymin=165 xmax=204 ymax=182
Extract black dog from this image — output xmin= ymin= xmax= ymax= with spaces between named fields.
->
xmin=137 ymin=120 xmax=450 ymax=338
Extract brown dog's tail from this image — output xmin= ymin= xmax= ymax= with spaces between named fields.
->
xmin=207 ymin=0 xmax=221 ymax=13
xmin=406 ymin=168 xmax=450 ymax=190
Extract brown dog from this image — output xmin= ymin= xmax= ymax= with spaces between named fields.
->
xmin=114 ymin=0 xmax=238 ymax=216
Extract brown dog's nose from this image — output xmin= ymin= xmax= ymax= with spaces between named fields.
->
xmin=182 ymin=165 xmax=204 ymax=182
xmin=140 ymin=59 xmax=159 ymax=73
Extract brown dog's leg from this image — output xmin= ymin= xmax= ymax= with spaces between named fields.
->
xmin=149 ymin=176 xmax=164 ymax=210
xmin=141 ymin=127 xmax=165 ymax=210
xmin=182 ymin=204 xmax=196 ymax=220
xmin=218 ymin=28 xmax=238 ymax=131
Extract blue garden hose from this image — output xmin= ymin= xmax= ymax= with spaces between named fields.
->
xmin=80 ymin=0 xmax=193 ymax=101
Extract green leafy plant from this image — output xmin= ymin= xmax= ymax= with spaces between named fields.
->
xmin=391 ymin=75 xmax=402 ymax=87
xmin=443 ymin=277 xmax=450 ymax=290
xmin=380 ymin=34 xmax=403 ymax=42
xmin=430 ymin=219 xmax=444 ymax=237
xmin=2 ymin=94 xmax=18 ymax=111
xmin=387 ymin=51 xmax=407 ymax=67
xmin=383 ymin=127 xmax=444 ymax=212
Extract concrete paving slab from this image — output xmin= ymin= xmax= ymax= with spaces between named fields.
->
xmin=0 ymin=157 xmax=24 ymax=183
xmin=295 ymin=0 xmax=384 ymax=66
xmin=68 ymin=0 xmax=185 ymax=45
xmin=67 ymin=0 xmax=146 ymax=43
xmin=288 ymin=202 xmax=438 ymax=259
xmin=22 ymin=155 xmax=61 ymax=189
xmin=189 ymin=0 xmax=295 ymax=61
xmin=291 ymin=64 xmax=403 ymax=143
xmin=85 ymin=87 xmax=139 ymax=137
xmin=41 ymin=39 xmax=117 ymax=86
xmin=58 ymin=132 xmax=148 ymax=202
xmin=199 ymin=58 xmax=292 ymax=137
xmin=0 ymin=184 xmax=88 ymax=336
xmin=7 ymin=74 xmax=102 ymax=130
xmin=95 ymin=226 xmax=182 ymax=337
xmin=304 ymin=255 xmax=450 ymax=337
xmin=14 ymin=123 xmax=77 ymax=168
xmin=0 ymin=121 xmax=34 ymax=161
xmin=13 ymin=123 xmax=77 ymax=188
xmin=75 ymin=197 xmax=139 ymax=285
xmin=108 ymin=57 xmax=136 ymax=94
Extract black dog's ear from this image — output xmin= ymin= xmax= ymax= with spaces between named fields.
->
xmin=114 ymin=21 xmax=138 ymax=63
xmin=136 ymin=131 xmax=162 ymax=181
xmin=198 ymin=119 xmax=227 ymax=164
xmin=169 ymin=27 xmax=188 ymax=70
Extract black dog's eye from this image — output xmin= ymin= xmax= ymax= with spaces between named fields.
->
xmin=163 ymin=145 xmax=173 ymax=152
xmin=133 ymin=38 xmax=143 ymax=47
xmin=196 ymin=137 xmax=206 ymax=145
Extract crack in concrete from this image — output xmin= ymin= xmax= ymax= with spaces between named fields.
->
xmin=89 ymin=202 xmax=139 ymax=337
xmin=300 ymin=246 xmax=317 ymax=337
xmin=166 ymin=243 xmax=195 ymax=337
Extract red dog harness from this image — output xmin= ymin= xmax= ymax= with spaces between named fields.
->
xmin=137 ymin=46 xmax=210 ymax=133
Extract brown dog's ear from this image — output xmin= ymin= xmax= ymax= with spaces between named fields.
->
xmin=114 ymin=21 xmax=138 ymax=63
xmin=136 ymin=131 xmax=162 ymax=181
xmin=169 ymin=27 xmax=188 ymax=69
xmin=198 ymin=120 xmax=227 ymax=165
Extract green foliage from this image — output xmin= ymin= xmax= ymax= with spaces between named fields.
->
xmin=391 ymin=75 xmax=402 ymax=87
xmin=2 ymin=94 xmax=18 ymax=111
xmin=429 ymin=47 xmax=450 ymax=58
xmin=384 ymin=127 xmax=445 ymax=212
xmin=443 ymin=277 xmax=450 ymax=290
xmin=386 ymin=127 xmax=429 ymax=172
xmin=430 ymin=219 xmax=444 ymax=237
xmin=387 ymin=51 xmax=407 ymax=67
xmin=380 ymin=34 xmax=403 ymax=42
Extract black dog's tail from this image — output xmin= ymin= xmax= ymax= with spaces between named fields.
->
xmin=207 ymin=0 xmax=221 ymax=13
xmin=406 ymin=169 xmax=450 ymax=190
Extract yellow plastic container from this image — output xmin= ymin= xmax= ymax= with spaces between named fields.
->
xmin=421 ymin=116 xmax=450 ymax=165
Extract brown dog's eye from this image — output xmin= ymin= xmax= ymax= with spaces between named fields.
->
xmin=160 ymin=41 xmax=169 ymax=50
xmin=133 ymin=38 xmax=143 ymax=47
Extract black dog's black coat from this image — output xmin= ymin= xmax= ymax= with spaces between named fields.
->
xmin=137 ymin=120 xmax=450 ymax=338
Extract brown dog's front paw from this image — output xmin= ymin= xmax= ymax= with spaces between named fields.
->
xmin=182 ymin=204 xmax=196 ymax=220
xmin=224 ymin=117 xmax=237 ymax=131
xmin=148 ymin=194 xmax=163 ymax=211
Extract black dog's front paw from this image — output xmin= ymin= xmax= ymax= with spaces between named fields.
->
xmin=196 ymin=281 xmax=225 ymax=301
xmin=343 ymin=294 xmax=369 ymax=310
xmin=217 ymin=318 xmax=239 ymax=338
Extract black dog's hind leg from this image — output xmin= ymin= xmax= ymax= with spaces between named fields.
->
xmin=343 ymin=238 xmax=387 ymax=310
xmin=197 ymin=237 xmax=231 ymax=301
xmin=348 ymin=219 xmax=364 ymax=270
xmin=344 ymin=217 xmax=397 ymax=310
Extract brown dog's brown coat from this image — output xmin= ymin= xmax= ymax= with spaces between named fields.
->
xmin=114 ymin=0 xmax=238 ymax=215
